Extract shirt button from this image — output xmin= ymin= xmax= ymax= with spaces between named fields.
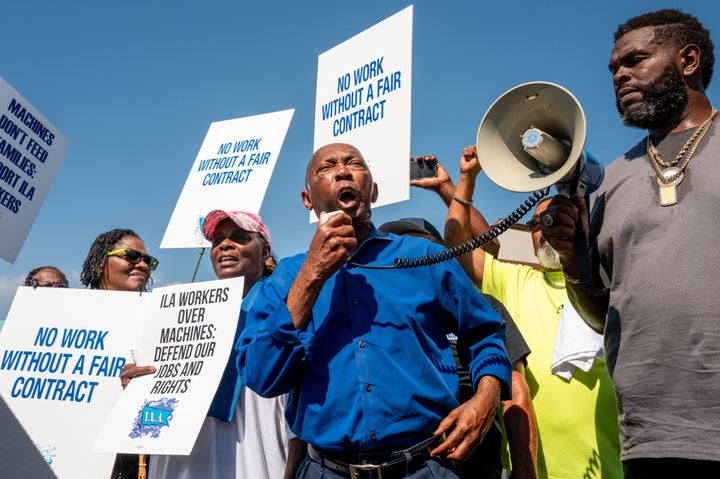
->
xmin=365 ymin=384 xmax=372 ymax=392
xmin=359 ymin=340 xmax=365 ymax=348
xmin=353 ymin=298 xmax=360 ymax=305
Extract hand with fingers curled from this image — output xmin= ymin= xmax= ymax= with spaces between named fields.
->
xmin=458 ymin=145 xmax=481 ymax=179
xmin=431 ymin=375 xmax=500 ymax=461
xmin=307 ymin=211 xmax=357 ymax=281
xmin=539 ymin=194 xmax=589 ymax=263
xmin=120 ymin=362 xmax=156 ymax=390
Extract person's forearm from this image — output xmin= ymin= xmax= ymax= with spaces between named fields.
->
xmin=282 ymin=438 xmax=307 ymax=479
xmin=445 ymin=171 xmax=498 ymax=281
xmin=503 ymin=369 xmax=537 ymax=479
xmin=565 ymin=280 xmax=608 ymax=333
xmin=444 ymin=171 xmax=499 ymax=255
xmin=561 ymin=259 xmax=609 ymax=333
xmin=286 ymin=265 xmax=324 ymax=330
xmin=434 ymin=178 xmax=458 ymax=206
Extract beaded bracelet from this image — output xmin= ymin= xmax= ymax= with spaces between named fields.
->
xmin=452 ymin=193 xmax=473 ymax=206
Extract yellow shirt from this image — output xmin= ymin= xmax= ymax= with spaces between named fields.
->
xmin=482 ymin=253 xmax=621 ymax=479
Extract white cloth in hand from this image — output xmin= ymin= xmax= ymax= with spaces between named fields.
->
xmin=550 ymin=301 xmax=604 ymax=380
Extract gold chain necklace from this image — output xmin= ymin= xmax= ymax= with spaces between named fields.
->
xmin=646 ymin=107 xmax=718 ymax=206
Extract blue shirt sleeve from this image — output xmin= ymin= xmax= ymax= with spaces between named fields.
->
xmin=237 ymin=256 xmax=314 ymax=397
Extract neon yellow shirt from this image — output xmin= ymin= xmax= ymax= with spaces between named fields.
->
xmin=482 ymin=253 xmax=621 ymax=479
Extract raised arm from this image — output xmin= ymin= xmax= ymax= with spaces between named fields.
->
xmin=411 ymin=153 xmax=499 ymax=256
xmin=443 ymin=146 xmax=498 ymax=285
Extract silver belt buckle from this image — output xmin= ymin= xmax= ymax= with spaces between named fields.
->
xmin=349 ymin=463 xmax=382 ymax=479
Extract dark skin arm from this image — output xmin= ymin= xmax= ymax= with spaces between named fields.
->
xmin=504 ymin=362 xmax=537 ymax=479
xmin=442 ymin=146 xmax=538 ymax=476
xmin=287 ymin=211 xmax=356 ymax=330
xmin=410 ymin=152 xmax=500 ymax=257
xmin=431 ymin=375 xmax=500 ymax=461
xmin=540 ymin=195 xmax=609 ymax=333
xmin=283 ymin=438 xmax=307 ymax=479
xmin=442 ymin=146 xmax=502 ymax=285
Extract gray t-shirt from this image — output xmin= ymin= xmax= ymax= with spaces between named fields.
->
xmin=589 ymin=120 xmax=720 ymax=462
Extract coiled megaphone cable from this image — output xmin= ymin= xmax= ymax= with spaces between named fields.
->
xmin=350 ymin=188 xmax=550 ymax=269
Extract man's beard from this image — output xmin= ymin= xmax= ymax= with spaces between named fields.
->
xmin=616 ymin=63 xmax=688 ymax=129
xmin=536 ymin=243 xmax=563 ymax=271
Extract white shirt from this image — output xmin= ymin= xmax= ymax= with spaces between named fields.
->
xmin=149 ymin=387 xmax=291 ymax=479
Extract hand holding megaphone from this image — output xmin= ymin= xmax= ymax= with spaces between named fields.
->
xmin=539 ymin=193 xmax=590 ymax=278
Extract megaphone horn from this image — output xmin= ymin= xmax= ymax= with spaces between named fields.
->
xmin=476 ymin=81 xmax=603 ymax=196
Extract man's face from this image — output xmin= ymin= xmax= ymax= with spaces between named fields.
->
xmin=609 ymin=27 xmax=687 ymax=129
xmin=302 ymin=143 xmax=378 ymax=225
xmin=529 ymin=200 xmax=562 ymax=272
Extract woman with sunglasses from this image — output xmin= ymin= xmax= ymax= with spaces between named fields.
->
xmin=80 ymin=228 xmax=159 ymax=479
xmin=80 ymin=228 xmax=158 ymax=292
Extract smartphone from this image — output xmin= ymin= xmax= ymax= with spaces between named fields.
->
xmin=410 ymin=159 xmax=438 ymax=180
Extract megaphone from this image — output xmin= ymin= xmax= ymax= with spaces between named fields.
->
xmin=476 ymin=81 xmax=603 ymax=196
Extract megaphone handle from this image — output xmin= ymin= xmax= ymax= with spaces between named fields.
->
xmin=572 ymin=195 xmax=593 ymax=288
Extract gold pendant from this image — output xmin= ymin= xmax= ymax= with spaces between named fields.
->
xmin=659 ymin=183 xmax=677 ymax=206
xmin=656 ymin=167 xmax=683 ymax=207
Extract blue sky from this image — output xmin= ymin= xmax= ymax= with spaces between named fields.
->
xmin=1 ymin=0 xmax=718 ymax=321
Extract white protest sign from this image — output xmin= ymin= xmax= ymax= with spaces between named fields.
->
xmin=161 ymin=109 xmax=294 ymax=248
xmin=93 ymin=277 xmax=244 ymax=455
xmin=0 ymin=394 xmax=57 ymax=479
xmin=313 ymin=6 xmax=413 ymax=217
xmin=0 ymin=286 xmax=144 ymax=479
xmin=0 ymin=77 xmax=70 ymax=264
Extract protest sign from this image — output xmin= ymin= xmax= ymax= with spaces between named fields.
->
xmin=0 ymin=286 xmax=144 ymax=479
xmin=161 ymin=109 xmax=294 ymax=248
xmin=93 ymin=277 xmax=244 ymax=455
xmin=0 ymin=77 xmax=70 ymax=264
xmin=0 ymin=394 xmax=57 ymax=478
xmin=313 ymin=6 xmax=413 ymax=217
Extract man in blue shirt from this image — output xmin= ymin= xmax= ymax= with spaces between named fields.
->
xmin=237 ymin=143 xmax=512 ymax=479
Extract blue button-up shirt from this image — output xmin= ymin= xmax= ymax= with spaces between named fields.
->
xmin=237 ymin=227 xmax=511 ymax=454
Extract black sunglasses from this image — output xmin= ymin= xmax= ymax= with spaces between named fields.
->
xmin=107 ymin=248 xmax=159 ymax=271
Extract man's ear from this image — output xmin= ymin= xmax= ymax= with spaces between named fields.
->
xmin=301 ymin=189 xmax=313 ymax=211
xmin=679 ymin=44 xmax=702 ymax=79
xmin=371 ymin=182 xmax=379 ymax=203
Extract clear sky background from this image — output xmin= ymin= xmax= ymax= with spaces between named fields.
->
xmin=1 ymin=0 xmax=718 ymax=322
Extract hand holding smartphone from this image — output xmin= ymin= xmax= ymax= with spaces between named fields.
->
xmin=409 ymin=156 xmax=438 ymax=180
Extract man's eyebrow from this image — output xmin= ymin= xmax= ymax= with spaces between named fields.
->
xmin=609 ymin=47 xmax=646 ymax=70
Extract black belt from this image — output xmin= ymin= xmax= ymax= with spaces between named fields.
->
xmin=307 ymin=437 xmax=438 ymax=479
